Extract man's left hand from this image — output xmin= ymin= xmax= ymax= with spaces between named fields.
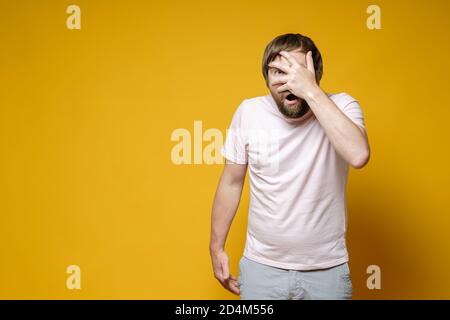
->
xmin=268 ymin=50 xmax=320 ymax=100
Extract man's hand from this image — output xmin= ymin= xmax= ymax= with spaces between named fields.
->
xmin=268 ymin=50 xmax=320 ymax=100
xmin=210 ymin=249 xmax=240 ymax=295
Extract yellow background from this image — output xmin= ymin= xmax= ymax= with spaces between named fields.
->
xmin=1 ymin=0 xmax=449 ymax=299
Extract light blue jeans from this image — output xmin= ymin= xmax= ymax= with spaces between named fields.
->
xmin=237 ymin=256 xmax=353 ymax=300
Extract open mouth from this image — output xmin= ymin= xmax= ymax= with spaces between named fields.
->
xmin=284 ymin=93 xmax=300 ymax=105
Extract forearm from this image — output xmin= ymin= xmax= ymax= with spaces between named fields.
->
xmin=209 ymin=176 xmax=244 ymax=254
xmin=305 ymin=87 xmax=370 ymax=168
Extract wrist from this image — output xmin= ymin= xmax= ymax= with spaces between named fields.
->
xmin=305 ymin=84 xmax=323 ymax=103
xmin=209 ymin=244 xmax=224 ymax=255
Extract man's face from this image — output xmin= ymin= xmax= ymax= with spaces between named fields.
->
xmin=267 ymin=48 xmax=318 ymax=120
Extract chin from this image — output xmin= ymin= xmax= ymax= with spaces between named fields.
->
xmin=284 ymin=102 xmax=310 ymax=119
xmin=284 ymin=99 xmax=302 ymax=108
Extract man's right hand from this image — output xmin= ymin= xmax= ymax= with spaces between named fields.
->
xmin=210 ymin=249 xmax=240 ymax=295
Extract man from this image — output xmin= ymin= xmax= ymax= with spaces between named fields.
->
xmin=209 ymin=33 xmax=370 ymax=300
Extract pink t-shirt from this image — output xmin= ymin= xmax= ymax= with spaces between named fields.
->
xmin=221 ymin=92 xmax=366 ymax=270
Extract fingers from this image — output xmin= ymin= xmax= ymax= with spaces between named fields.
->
xmin=219 ymin=270 xmax=240 ymax=295
xmin=225 ymin=276 xmax=240 ymax=295
xmin=268 ymin=60 xmax=290 ymax=73
xmin=270 ymin=75 xmax=289 ymax=86
xmin=211 ymin=253 xmax=240 ymax=296
xmin=306 ymin=51 xmax=315 ymax=74
xmin=276 ymin=83 xmax=289 ymax=93
xmin=228 ymin=280 xmax=240 ymax=295
xmin=278 ymin=51 xmax=300 ymax=68
xmin=280 ymin=55 xmax=292 ymax=68
xmin=269 ymin=53 xmax=291 ymax=71
xmin=217 ymin=273 xmax=240 ymax=295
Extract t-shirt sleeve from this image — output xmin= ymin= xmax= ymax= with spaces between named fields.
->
xmin=221 ymin=100 xmax=248 ymax=164
xmin=338 ymin=93 xmax=366 ymax=131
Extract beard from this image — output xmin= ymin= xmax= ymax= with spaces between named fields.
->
xmin=272 ymin=91 xmax=310 ymax=119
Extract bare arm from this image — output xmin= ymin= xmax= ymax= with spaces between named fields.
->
xmin=209 ymin=159 xmax=247 ymax=295
xmin=269 ymin=50 xmax=370 ymax=169
xmin=305 ymin=88 xmax=371 ymax=169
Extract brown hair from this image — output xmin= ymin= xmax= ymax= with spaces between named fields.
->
xmin=262 ymin=33 xmax=323 ymax=85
